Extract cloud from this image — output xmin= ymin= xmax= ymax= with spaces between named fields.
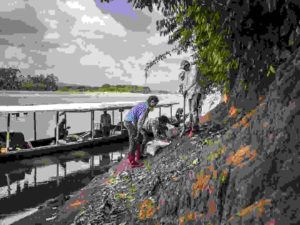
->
xmin=147 ymin=33 xmax=168 ymax=46
xmin=57 ymin=0 xmax=127 ymax=37
xmin=4 ymin=46 xmax=26 ymax=60
xmin=0 ymin=0 xmax=189 ymax=91
xmin=66 ymin=1 xmax=86 ymax=11
xmin=44 ymin=18 xmax=59 ymax=29
xmin=0 ymin=16 xmax=38 ymax=35
xmin=74 ymin=38 xmax=124 ymax=78
xmin=120 ymin=51 xmax=156 ymax=84
xmin=0 ymin=46 xmax=33 ymax=69
xmin=57 ymin=44 xmax=77 ymax=54
xmin=81 ymin=15 xmax=105 ymax=25
xmin=44 ymin=32 xmax=60 ymax=39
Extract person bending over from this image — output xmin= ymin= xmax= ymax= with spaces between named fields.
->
xmin=124 ymin=95 xmax=159 ymax=167
xmin=139 ymin=115 xmax=170 ymax=158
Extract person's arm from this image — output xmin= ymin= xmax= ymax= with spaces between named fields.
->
xmin=136 ymin=109 xmax=149 ymax=137
xmin=151 ymin=120 xmax=160 ymax=139
xmin=178 ymin=71 xmax=185 ymax=94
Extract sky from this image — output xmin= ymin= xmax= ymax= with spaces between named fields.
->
xmin=0 ymin=0 xmax=191 ymax=91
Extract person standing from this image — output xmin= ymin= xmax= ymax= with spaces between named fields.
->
xmin=100 ymin=110 xmax=111 ymax=137
xmin=124 ymin=95 xmax=159 ymax=168
xmin=179 ymin=60 xmax=202 ymax=136
xmin=58 ymin=118 xmax=70 ymax=139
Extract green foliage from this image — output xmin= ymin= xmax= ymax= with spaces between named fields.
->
xmin=58 ymin=85 xmax=151 ymax=93
xmin=129 ymin=184 xmax=137 ymax=195
xmin=21 ymin=82 xmax=34 ymax=90
xmin=219 ymin=172 xmax=228 ymax=184
xmin=207 ymin=146 xmax=225 ymax=162
xmin=144 ymin=160 xmax=152 ymax=172
xmin=202 ymin=138 xmax=214 ymax=146
xmin=175 ymin=1 xmax=238 ymax=93
xmin=266 ymin=65 xmax=276 ymax=77
xmin=0 ymin=68 xmax=58 ymax=91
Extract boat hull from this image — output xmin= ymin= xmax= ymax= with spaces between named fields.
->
xmin=0 ymin=132 xmax=128 ymax=161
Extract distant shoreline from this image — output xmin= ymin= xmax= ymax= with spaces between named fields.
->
xmin=0 ymin=90 xmax=173 ymax=95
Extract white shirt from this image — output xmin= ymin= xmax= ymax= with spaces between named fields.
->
xmin=179 ymin=65 xmax=201 ymax=99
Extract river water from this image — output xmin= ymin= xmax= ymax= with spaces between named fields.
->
xmin=0 ymin=91 xmax=221 ymax=224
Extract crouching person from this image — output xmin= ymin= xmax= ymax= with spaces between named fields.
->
xmin=124 ymin=95 xmax=159 ymax=168
xmin=139 ymin=115 xmax=170 ymax=158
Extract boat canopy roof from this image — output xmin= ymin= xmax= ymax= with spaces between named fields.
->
xmin=0 ymin=101 xmax=179 ymax=113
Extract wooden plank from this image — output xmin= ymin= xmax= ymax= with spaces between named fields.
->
xmin=112 ymin=110 xmax=115 ymax=125
xmin=6 ymin=113 xmax=10 ymax=149
xmin=0 ymin=102 xmax=179 ymax=113
xmin=55 ymin=111 xmax=59 ymax=145
xmin=5 ymin=173 xmax=11 ymax=197
xmin=91 ymin=110 xmax=95 ymax=139
xmin=33 ymin=112 xmax=37 ymax=141
xmin=119 ymin=109 xmax=124 ymax=132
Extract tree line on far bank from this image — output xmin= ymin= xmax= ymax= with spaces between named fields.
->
xmin=0 ymin=68 xmax=58 ymax=91
xmin=0 ymin=67 xmax=152 ymax=93
xmin=59 ymin=84 xmax=152 ymax=94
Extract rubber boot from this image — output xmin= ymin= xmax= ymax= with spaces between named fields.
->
xmin=139 ymin=144 xmax=147 ymax=159
xmin=128 ymin=153 xmax=143 ymax=168
xmin=188 ymin=129 xmax=194 ymax=138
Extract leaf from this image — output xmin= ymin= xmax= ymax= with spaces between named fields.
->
xmin=192 ymin=159 xmax=199 ymax=165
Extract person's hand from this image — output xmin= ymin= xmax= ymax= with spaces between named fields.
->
xmin=183 ymin=90 xmax=187 ymax=97
xmin=134 ymin=133 xmax=141 ymax=142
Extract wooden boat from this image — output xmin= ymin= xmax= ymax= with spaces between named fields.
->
xmin=0 ymin=101 xmax=178 ymax=161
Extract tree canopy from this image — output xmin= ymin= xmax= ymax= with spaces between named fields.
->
xmin=101 ymin=0 xmax=300 ymax=97
xmin=0 ymin=68 xmax=59 ymax=91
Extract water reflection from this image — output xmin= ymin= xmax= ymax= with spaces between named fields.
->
xmin=0 ymin=142 xmax=127 ymax=219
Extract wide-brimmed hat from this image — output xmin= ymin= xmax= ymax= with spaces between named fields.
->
xmin=180 ymin=60 xmax=190 ymax=69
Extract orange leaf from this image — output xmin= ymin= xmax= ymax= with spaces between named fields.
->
xmin=207 ymin=165 xmax=214 ymax=172
xmin=240 ymin=117 xmax=249 ymax=126
xmin=266 ymin=218 xmax=276 ymax=225
xmin=229 ymin=106 xmax=238 ymax=118
xmin=186 ymin=212 xmax=195 ymax=221
xmin=208 ymin=199 xmax=217 ymax=215
xmin=213 ymin=170 xmax=218 ymax=180
xmin=199 ymin=112 xmax=212 ymax=124
xmin=69 ymin=199 xmax=87 ymax=208
xmin=223 ymin=94 xmax=230 ymax=103
xmin=259 ymin=96 xmax=265 ymax=103
xmin=179 ymin=216 xmax=185 ymax=225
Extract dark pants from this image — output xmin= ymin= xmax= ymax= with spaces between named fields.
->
xmin=101 ymin=126 xmax=110 ymax=137
xmin=124 ymin=121 xmax=137 ymax=155
xmin=139 ymin=129 xmax=149 ymax=155
xmin=188 ymin=93 xmax=202 ymax=128
xmin=140 ymin=129 xmax=149 ymax=145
